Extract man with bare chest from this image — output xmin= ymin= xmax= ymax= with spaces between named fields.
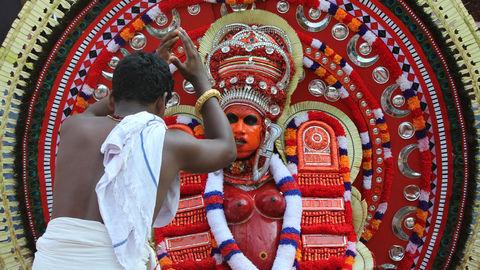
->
xmin=32 ymin=29 xmax=236 ymax=270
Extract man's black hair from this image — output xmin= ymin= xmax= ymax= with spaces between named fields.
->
xmin=112 ymin=51 xmax=173 ymax=104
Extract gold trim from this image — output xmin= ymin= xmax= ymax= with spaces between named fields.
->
xmin=276 ymin=101 xmax=362 ymax=183
xmin=165 ymin=105 xmax=199 ymax=120
xmin=353 ymin=242 xmax=374 ymax=270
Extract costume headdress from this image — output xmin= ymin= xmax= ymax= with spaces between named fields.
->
xmin=200 ymin=11 xmax=303 ymax=121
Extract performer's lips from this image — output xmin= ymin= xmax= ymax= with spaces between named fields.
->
xmin=235 ymin=138 xmax=247 ymax=146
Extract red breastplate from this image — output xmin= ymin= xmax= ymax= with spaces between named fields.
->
xmin=223 ymin=180 xmax=286 ymax=270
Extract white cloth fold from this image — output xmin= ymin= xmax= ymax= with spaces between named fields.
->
xmin=32 ymin=217 xmax=154 ymax=270
xmin=95 ymin=111 xmax=179 ymax=270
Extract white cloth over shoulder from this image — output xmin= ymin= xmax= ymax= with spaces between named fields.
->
xmin=96 ymin=111 xmax=180 ymax=270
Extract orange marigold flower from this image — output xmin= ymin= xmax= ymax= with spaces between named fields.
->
xmin=416 ymin=209 xmax=428 ymax=220
xmin=285 ymin=128 xmax=297 ymax=140
xmin=325 ymin=75 xmax=337 ymax=85
xmin=412 ymin=224 xmax=424 ymax=237
xmin=362 ymin=161 xmax=372 ymax=170
xmin=333 ymin=54 xmax=342 ymax=64
xmin=371 ymin=219 xmax=381 ymax=229
xmin=132 ymin=19 xmax=145 ymax=31
xmin=363 ymin=149 xmax=372 ymax=158
xmin=314 ymin=67 xmax=327 ymax=77
xmin=340 ymin=155 xmax=349 ymax=167
xmin=76 ymin=96 xmax=89 ymax=109
xmin=348 ymin=19 xmax=361 ymax=32
xmin=407 ymin=96 xmax=421 ymax=110
xmin=381 ymin=133 xmax=390 ymax=142
xmin=286 ymin=146 xmax=297 ymax=156
xmin=345 ymin=256 xmax=355 ymax=265
xmin=120 ymin=28 xmax=135 ymax=41
xmin=362 ymin=230 xmax=373 ymax=240
xmin=335 ymin=9 xmax=348 ymax=21
xmin=413 ymin=117 xmax=426 ymax=130
xmin=325 ymin=47 xmax=334 ymax=56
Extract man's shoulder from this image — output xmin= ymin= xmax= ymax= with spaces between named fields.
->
xmin=61 ymin=114 xmax=111 ymax=134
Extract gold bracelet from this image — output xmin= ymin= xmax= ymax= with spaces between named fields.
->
xmin=194 ymin=89 xmax=222 ymax=117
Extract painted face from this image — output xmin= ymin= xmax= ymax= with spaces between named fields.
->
xmin=225 ymin=106 xmax=263 ymax=160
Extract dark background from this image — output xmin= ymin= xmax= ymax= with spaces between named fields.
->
xmin=0 ymin=1 xmax=479 ymax=48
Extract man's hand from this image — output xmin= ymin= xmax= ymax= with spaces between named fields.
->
xmin=156 ymin=30 xmax=179 ymax=63
xmin=169 ymin=28 xmax=212 ymax=95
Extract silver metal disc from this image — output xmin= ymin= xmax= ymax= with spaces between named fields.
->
xmin=308 ymin=79 xmax=326 ymax=97
xmin=403 ymin=184 xmax=421 ymax=201
xmin=398 ymin=122 xmax=415 ymax=139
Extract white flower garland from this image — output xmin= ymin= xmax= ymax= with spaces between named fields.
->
xmin=204 ymin=154 xmax=302 ymax=270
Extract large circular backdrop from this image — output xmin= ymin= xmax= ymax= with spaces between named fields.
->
xmin=0 ymin=0 xmax=479 ymax=269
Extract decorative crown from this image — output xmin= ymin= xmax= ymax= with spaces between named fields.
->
xmin=205 ymin=23 xmax=295 ymax=119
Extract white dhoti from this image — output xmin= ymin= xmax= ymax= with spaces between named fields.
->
xmin=32 ymin=217 xmax=157 ymax=270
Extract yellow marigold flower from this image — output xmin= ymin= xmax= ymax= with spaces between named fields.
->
xmin=377 ymin=123 xmax=388 ymax=131
xmin=341 ymin=172 xmax=350 ymax=182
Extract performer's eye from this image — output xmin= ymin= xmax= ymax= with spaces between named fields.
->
xmin=244 ymin=115 xmax=258 ymax=126
xmin=227 ymin=113 xmax=238 ymax=124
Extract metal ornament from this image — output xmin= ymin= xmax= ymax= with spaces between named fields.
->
xmin=120 ymin=48 xmax=130 ymax=57
xmin=372 ymin=66 xmax=390 ymax=84
xmin=166 ymin=92 xmax=180 ymax=108
xmin=388 ymin=245 xmax=405 ymax=261
xmin=253 ymin=122 xmax=282 ymax=181
xmin=403 ymin=184 xmax=421 ymax=201
xmin=183 ymin=80 xmax=195 ymax=94
xmin=296 ymin=5 xmax=331 ymax=32
xmin=347 ymin=34 xmax=379 ymax=67
xmin=358 ymin=42 xmax=372 ymax=55
xmin=308 ymin=8 xmax=321 ymax=20
xmin=381 ymin=84 xmax=410 ymax=118
xmin=130 ymin=33 xmax=147 ymax=50
xmin=398 ymin=144 xmax=421 ymax=178
xmin=155 ymin=13 xmax=168 ymax=26
xmin=187 ymin=4 xmax=201 ymax=16
xmin=398 ymin=122 xmax=415 ymax=139
xmin=392 ymin=94 xmax=406 ymax=107
xmin=378 ymin=264 xmax=398 ymax=269
xmin=392 ymin=206 xmax=416 ymax=241
xmin=269 ymin=104 xmax=281 ymax=116
xmin=277 ymin=1 xmax=290 ymax=13
xmin=404 ymin=217 xmax=415 ymax=230
xmin=101 ymin=71 xmax=113 ymax=81
xmin=331 ymin=23 xmax=349 ymax=41
xmin=108 ymin=56 xmax=120 ymax=69
xmin=93 ymin=84 xmax=109 ymax=101
xmin=146 ymin=9 xmax=181 ymax=39
xmin=324 ymin=87 xmax=341 ymax=102
xmin=308 ymin=79 xmax=327 ymax=97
